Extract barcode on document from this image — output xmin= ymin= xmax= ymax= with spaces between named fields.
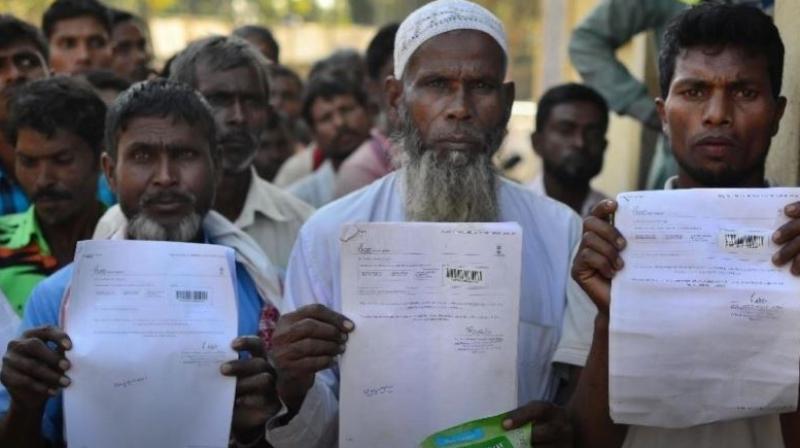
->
xmin=175 ymin=290 xmax=208 ymax=302
xmin=445 ymin=267 xmax=484 ymax=283
xmin=723 ymin=233 xmax=765 ymax=249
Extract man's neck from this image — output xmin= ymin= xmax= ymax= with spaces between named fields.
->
xmin=214 ymin=168 xmax=252 ymax=222
xmin=675 ymin=169 xmax=767 ymax=189
xmin=39 ymin=201 xmax=104 ymax=268
xmin=542 ymin=171 xmax=590 ymax=215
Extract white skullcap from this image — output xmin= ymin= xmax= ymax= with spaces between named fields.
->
xmin=393 ymin=0 xmax=508 ymax=79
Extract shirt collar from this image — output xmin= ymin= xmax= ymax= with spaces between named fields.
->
xmin=7 ymin=205 xmax=51 ymax=253
xmin=664 ymin=175 xmax=773 ymax=190
xmin=235 ymin=167 xmax=292 ymax=228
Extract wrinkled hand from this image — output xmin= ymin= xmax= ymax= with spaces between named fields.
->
xmin=571 ymin=200 xmax=626 ymax=316
xmin=772 ymin=202 xmax=800 ymax=275
xmin=271 ymin=304 xmax=353 ymax=413
xmin=503 ymin=401 xmax=573 ymax=447
xmin=1 ymin=326 xmax=71 ymax=412
xmin=221 ymin=336 xmax=280 ymax=442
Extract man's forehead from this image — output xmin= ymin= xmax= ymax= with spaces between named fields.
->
xmin=51 ymin=16 xmax=109 ymax=38
xmin=195 ymin=62 xmax=264 ymax=93
xmin=119 ymin=116 xmax=206 ymax=146
xmin=0 ymin=41 xmax=44 ymax=59
xmin=672 ymin=45 xmax=769 ymax=83
xmin=405 ymin=30 xmax=505 ymax=78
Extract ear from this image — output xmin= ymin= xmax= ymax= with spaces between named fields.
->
xmin=501 ymin=81 xmax=516 ymax=127
xmin=385 ymin=75 xmax=403 ymax=125
xmin=771 ymin=96 xmax=788 ymax=136
xmin=101 ymin=152 xmax=117 ymax=194
xmin=655 ymin=97 xmax=668 ymax=137
xmin=530 ymin=131 xmax=543 ymax=157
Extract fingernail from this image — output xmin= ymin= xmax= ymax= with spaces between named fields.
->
xmin=787 ymin=205 xmax=797 ymax=214
xmin=342 ymin=320 xmax=355 ymax=331
xmin=59 ymin=376 xmax=70 ymax=387
xmin=616 ymin=238 xmax=626 ymax=250
xmin=61 ymin=339 xmax=72 ymax=350
xmin=48 ymin=388 xmax=58 ymax=396
xmin=502 ymin=418 xmax=513 ymax=429
xmin=773 ymin=231 xmax=782 ymax=242
xmin=773 ymin=253 xmax=781 ymax=264
xmin=59 ymin=360 xmax=70 ymax=371
xmin=340 ymin=332 xmax=348 ymax=342
xmin=220 ymin=364 xmax=232 ymax=374
xmin=616 ymin=258 xmax=624 ymax=270
xmin=605 ymin=200 xmax=614 ymax=208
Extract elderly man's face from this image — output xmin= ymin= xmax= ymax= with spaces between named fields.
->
xmin=104 ymin=116 xmax=216 ymax=242
xmin=386 ymin=30 xmax=513 ymax=223
xmin=392 ymin=30 xmax=513 ymax=161
xmin=195 ymin=62 xmax=269 ymax=175
xmin=657 ymin=45 xmax=786 ymax=188
xmin=48 ymin=15 xmax=112 ymax=75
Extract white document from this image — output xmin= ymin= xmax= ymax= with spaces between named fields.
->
xmin=610 ymin=188 xmax=800 ymax=428
xmin=63 ymin=240 xmax=239 ymax=448
xmin=339 ymin=222 xmax=522 ymax=447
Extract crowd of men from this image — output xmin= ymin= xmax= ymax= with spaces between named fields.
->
xmin=0 ymin=0 xmax=795 ymax=446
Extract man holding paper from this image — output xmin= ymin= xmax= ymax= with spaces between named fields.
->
xmin=566 ymin=3 xmax=800 ymax=448
xmin=266 ymin=1 xmax=580 ymax=446
xmin=0 ymin=79 xmax=282 ymax=447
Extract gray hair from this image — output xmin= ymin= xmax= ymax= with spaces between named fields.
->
xmin=169 ymin=35 xmax=271 ymax=93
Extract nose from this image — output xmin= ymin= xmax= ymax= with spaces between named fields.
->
xmin=702 ymin=90 xmax=733 ymax=128
xmin=77 ymin=43 xmax=90 ymax=62
xmin=34 ymin=161 xmax=56 ymax=191
xmin=225 ymin=99 xmax=246 ymax=127
xmin=152 ymin=153 xmax=177 ymax=187
xmin=445 ymin=86 xmax=472 ymax=121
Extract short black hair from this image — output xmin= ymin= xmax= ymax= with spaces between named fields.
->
xmin=535 ymin=83 xmax=609 ymax=132
xmin=659 ymin=2 xmax=784 ymax=99
xmin=268 ymin=63 xmax=303 ymax=90
xmin=232 ymin=25 xmax=279 ymax=63
xmin=169 ymin=35 xmax=270 ymax=94
xmin=42 ymin=0 xmax=112 ymax=39
xmin=302 ymin=73 xmax=368 ymax=127
xmin=7 ymin=76 xmax=106 ymax=159
xmin=83 ymin=69 xmax=131 ymax=93
xmin=0 ymin=15 xmax=49 ymax=61
xmin=109 ymin=8 xmax=135 ymax=26
xmin=104 ymin=78 xmax=217 ymax=163
xmin=365 ymin=23 xmax=398 ymax=81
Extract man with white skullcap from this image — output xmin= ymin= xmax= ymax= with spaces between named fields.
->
xmin=267 ymin=1 xmax=581 ymax=446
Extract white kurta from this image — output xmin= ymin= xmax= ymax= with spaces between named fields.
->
xmin=266 ymin=170 xmax=584 ymax=447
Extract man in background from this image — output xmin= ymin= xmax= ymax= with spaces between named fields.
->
xmin=42 ymin=0 xmax=113 ymax=75
xmin=528 ymin=83 xmax=609 ymax=216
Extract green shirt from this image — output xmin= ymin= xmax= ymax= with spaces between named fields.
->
xmin=0 ymin=206 xmax=59 ymax=316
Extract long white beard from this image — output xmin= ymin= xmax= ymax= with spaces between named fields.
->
xmin=127 ymin=212 xmax=203 ymax=242
xmin=396 ymin=108 xmax=501 ymax=223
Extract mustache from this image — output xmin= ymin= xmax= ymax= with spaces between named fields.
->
xmin=218 ymin=132 xmax=255 ymax=147
xmin=32 ymin=187 xmax=72 ymax=202
xmin=139 ymin=190 xmax=196 ymax=207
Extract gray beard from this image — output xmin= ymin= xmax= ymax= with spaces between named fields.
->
xmin=395 ymin=108 xmax=501 ymax=223
xmin=127 ymin=212 xmax=203 ymax=242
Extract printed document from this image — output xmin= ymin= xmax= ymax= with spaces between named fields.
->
xmin=338 ymin=222 xmax=522 ymax=447
xmin=610 ymin=188 xmax=800 ymax=428
xmin=63 ymin=240 xmax=239 ymax=448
